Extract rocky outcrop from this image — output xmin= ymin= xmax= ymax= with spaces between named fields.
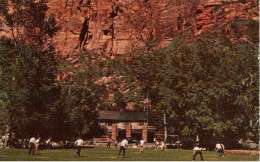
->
xmin=1 ymin=0 xmax=258 ymax=57
xmin=46 ymin=0 xmax=258 ymax=57
xmin=194 ymin=0 xmax=259 ymax=36
xmin=46 ymin=0 xmax=204 ymax=57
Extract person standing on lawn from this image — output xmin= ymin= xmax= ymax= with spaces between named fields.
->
xmin=114 ymin=140 xmax=118 ymax=148
xmin=192 ymin=143 xmax=204 ymax=161
xmin=118 ymin=138 xmax=128 ymax=158
xmin=74 ymin=137 xmax=84 ymax=157
xmin=28 ymin=136 xmax=36 ymax=155
xmin=140 ymin=139 xmax=145 ymax=154
xmin=215 ymin=142 xmax=223 ymax=157
xmin=107 ymin=137 xmax=111 ymax=148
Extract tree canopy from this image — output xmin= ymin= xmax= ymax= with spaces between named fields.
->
xmin=99 ymin=21 xmax=259 ymax=146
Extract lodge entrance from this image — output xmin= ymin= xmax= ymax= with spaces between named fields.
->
xmin=131 ymin=129 xmax=142 ymax=140
xmin=117 ymin=130 xmax=126 ymax=140
xmin=148 ymin=132 xmax=155 ymax=143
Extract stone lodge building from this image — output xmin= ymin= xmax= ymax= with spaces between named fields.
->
xmin=98 ymin=111 xmax=156 ymax=142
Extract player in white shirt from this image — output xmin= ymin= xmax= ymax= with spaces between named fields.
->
xmin=192 ymin=143 xmax=204 ymax=161
xmin=140 ymin=139 xmax=145 ymax=154
xmin=215 ymin=142 xmax=223 ymax=157
xmin=28 ymin=137 xmax=36 ymax=155
xmin=118 ymin=138 xmax=128 ymax=158
xmin=74 ymin=137 xmax=84 ymax=157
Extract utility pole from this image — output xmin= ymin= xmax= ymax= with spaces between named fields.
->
xmin=146 ymin=90 xmax=149 ymax=142
xmin=164 ymin=113 xmax=167 ymax=143
xmin=147 ymin=90 xmax=149 ymax=124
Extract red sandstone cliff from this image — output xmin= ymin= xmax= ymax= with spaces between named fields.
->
xmin=46 ymin=0 xmax=258 ymax=57
xmin=46 ymin=0 xmax=199 ymax=57
xmin=1 ymin=0 xmax=258 ymax=57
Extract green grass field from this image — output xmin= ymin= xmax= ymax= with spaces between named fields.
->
xmin=0 ymin=147 xmax=259 ymax=161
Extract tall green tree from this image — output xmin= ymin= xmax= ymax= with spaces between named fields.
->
xmin=55 ymin=52 xmax=108 ymax=138
xmin=0 ymin=0 xmax=60 ymax=137
xmin=0 ymin=38 xmax=59 ymax=137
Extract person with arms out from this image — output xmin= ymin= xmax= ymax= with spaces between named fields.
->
xmin=74 ymin=137 xmax=84 ymax=157
xmin=192 ymin=143 xmax=204 ymax=161
xmin=140 ymin=139 xmax=145 ymax=154
xmin=118 ymin=138 xmax=128 ymax=158
xmin=28 ymin=136 xmax=36 ymax=155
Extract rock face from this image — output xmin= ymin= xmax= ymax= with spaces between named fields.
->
xmin=194 ymin=0 xmax=259 ymax=36
xmin=47 ymin=0 xmax=258 ymax=57
xmin=1 ymin=0 xmax=258 ymax=57
xmin=47 ymin=0 xmax=201 ymax=57
xmin=48 ymin=0 xmax=203 ymax=56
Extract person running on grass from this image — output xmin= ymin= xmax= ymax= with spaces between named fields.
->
xmin=118 ymin=138 xmax=128 ymax=158
xmin=74 ymin=137 xmax=84 ymax=157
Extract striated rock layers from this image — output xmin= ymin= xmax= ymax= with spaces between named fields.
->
xmin=46 ymin=0 xmax=258 ymax=57
xmin=1 ymin=0 xmax=258 ymax=57
xmin=46 ymin=0 xmax=199 ymax=57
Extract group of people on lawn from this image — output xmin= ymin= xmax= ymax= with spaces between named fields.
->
xmin=106 ymin=137 xmax=145 ymax=157
xmin=26 ymin=135 xmax=225 ymax=160
xmin=192 ymin=142 xmax=225 ymax=161
xmin=28 ymin=136 xmax=52 ymax=155
xmin=84 ymin=136 xmax=224 ymax=160
xmin=154 ymin=138 xmax=165 ymax=151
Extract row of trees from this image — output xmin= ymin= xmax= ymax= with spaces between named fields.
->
xmin=126 ymin=34 xmax=259 ymax=146
xmin=0 ymin=0 xmax=258 ymax=147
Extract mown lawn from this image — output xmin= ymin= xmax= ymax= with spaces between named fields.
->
xmin=0 ymin=147 xmax=258 ymax=161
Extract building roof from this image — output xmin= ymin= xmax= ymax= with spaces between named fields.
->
xmin=98 ymin=111 xmax=147 ymax=121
